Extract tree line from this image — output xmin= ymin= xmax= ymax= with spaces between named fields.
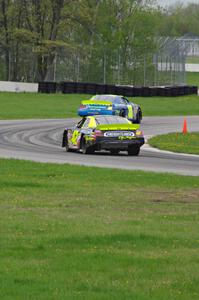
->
xmin=0 ymin=0 xmax=198 ymax=84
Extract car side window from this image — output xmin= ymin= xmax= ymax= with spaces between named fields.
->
xmin=123 ymin=98 xmax=129 ymax=104
xmin=82 ymin=118 xmax=90 ymax=128
xmin=114 ymin=98 xmax=125 ymax=104
xmin=76 ymin=118 xmax=86 ymax=128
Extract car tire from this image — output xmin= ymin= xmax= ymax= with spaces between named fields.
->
xmin=134 ymin=111 xmax=142 ymax=124
xmin=128 ymin=145 xmax=140 ymax=156
xmin=81 ymin=137 xmax=94 ymax=154
xmin=110 ymin=149 xmax=119 ymax=155
xmin=132 ymin=112 xmax=142 ymax=124
xmin=62 ymin=130 xmax=67 ymax=147
xmin=65 ymin=139 xmax=73 ymax=152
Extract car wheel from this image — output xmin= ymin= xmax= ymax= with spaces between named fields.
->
xmin=65 ymin=139 xmax=73 ymax=152
xmin=110 ymin=149 xmax=119 ymax=155
xmin=128 ymin=145 xmax=140 ymax=156
xmin=62 ymin=130 xmax=67 ymax=147
xmin=81 ymin=137 xmax=94 ymax=154
xmin=134 ymin=111 xmax=142 ymax=124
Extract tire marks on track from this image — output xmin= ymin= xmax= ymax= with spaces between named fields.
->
xmin=0 ymin=117 xmax=199 ymax=176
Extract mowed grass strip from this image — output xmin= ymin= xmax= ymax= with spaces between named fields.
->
xmin=187 ymin=72 xmax=199 ymax=87
xmin=1 ymin=159 xmax=199 ymax=299
xmin=148 ymin=132 xmax=199 ymax=155
xmin=0 ymin=92 xmax=89 ymax=119
xmin=186 ymin=57 xmax=199 ymax=64
xmin=0 ymin=92 xmax=199 ymax=119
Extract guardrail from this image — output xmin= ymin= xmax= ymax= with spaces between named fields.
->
xmin=38 ymin=81 xmax=198 ymax=97
xmin=0 ymin=81 xmax=38 ymax=92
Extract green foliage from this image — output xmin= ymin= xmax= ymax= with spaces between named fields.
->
xmin=13 ymin=29 xmax=38 ymax=44
xmin=0 ymin=0 xmax=161 ymax=82
xmin=158 ymin=3 xmax=199 ymax=36
xmin=2 ymin=0 xmax=199 ymax=84
xmin=86 ymin=0 xmax=159 ymax=85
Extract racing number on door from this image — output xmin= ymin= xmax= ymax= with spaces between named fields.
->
xmin=71 ymin=130 xmax=80 ymax=145
xmin=127 ymin=105 xmax=133 ymax=119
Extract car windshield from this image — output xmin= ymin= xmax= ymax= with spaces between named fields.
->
xmin=95 ymin=116 xmax=130 ymax=125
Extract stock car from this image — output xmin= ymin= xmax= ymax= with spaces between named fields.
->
xmin=62 ymin=115 xmax=145 ymax=155
xmin=78 ymin=94 xmax=142 ymax=124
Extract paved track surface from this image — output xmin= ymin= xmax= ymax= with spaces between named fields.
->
xmin=0 ymin=116 xmax=199 ymax=176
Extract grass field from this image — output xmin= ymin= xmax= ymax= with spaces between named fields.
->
xmin=186 ymin=72 xmax=199 ymax=87
xmin=148 ymin=132 xmax=199 ymax=155
xmin=1 ymin=159 xmax=199 ymax=300
xmin=0 ymin=92 xmax=86 ymax=119
xmin=0 ymin=80 xmax=199 ymax=299
xmin=0 ymin=92 xmax=199 ymax=119
xmin=186 ymin=56 xmax=199 ymax=64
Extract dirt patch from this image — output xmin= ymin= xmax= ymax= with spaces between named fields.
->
xmin=137 ymin=188 xmax=199 ymax=204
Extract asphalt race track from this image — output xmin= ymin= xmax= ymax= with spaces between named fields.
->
xmin=0 ymin=116 xmax=199 ymax=176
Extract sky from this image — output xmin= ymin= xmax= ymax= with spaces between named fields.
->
xmin=157 ymin=0 xmax=199 ymax=7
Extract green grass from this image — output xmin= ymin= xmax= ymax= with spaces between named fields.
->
xmin=186 ymin=56 xmax=199 ymax=64
xmin=1 ymin=159 xmax=199 ymax=300
xmin=0 ymin=92 xmax=199 ymax=119
xmin=148 ymin=132 xmax=199 ymax=155
xmin=0 ymin=92 xmax=89 ymax=119
xmin=136 ymin=94 xmax=199 ymax=116
xmin=186 ymin=72 xmax=199 ymax=87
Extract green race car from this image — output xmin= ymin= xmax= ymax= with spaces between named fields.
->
xmin=62 ymin=115 xmax=145 ymax=155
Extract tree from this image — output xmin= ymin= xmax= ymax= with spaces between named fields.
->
xmin=0 ymin=0 xmax=161 ymax=84
xmin=158 ymin=3 xmax=199 ymax=37
xmin=0 ymin=0 xmax=12 ymax=80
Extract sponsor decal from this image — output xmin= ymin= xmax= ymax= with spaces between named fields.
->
xmin=104 ymin=131 xmax=134 ymax=137
xmin=71 ymin=130 xmax=80 ymax=145
xmin=89 ymin=108 xmax=102 ymax=110
xmin=85 ymin=136 xmax=94 ymax=141
xmin=118 ymin=136 xmax=134 ymax=140
xmin=88 ymin=106 xmax=107 ymax=110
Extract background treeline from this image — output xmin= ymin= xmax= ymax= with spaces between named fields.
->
xmin=159 ymin=2 xmax=199 ymax=37
xmin=0 ymin=0 xmax=199 ymax=84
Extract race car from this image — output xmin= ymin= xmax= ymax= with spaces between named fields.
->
xmin=62 ymin=115 xmax=144 ymax=155
xmin=78 ymin=94 xmax=142 ymax=124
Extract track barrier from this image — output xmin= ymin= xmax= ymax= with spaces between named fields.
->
xmin=38 ymin=82 xmax=198 ymax=97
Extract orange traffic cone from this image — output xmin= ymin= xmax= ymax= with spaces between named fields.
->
xmin=182 ymin=117 xmax=188 ymax=134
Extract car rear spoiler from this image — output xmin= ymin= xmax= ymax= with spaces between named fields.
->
xmin=96 ymin=124 xmax=140 ymax=131
xmin=81 ymin=100 xmax=112 ymax=105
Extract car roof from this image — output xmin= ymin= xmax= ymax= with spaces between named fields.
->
xmin=91 ymin=115 xmax=131 ymax=125
xmin=91 ymin=94 xmax=124 ymax=100
xmin=92 ymin=94 xmax=123 ymax=97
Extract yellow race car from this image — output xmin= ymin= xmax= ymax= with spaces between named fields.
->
xmin=62 ymin=115 xmax=144 ymax=155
